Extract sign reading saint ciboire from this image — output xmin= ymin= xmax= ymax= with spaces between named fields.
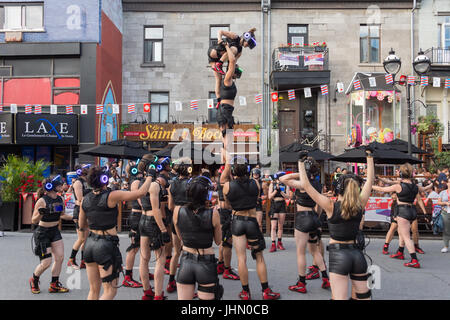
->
xmin=0 ymin=114 xmax=14 ymax=144
xmin=16 ymin=114 xmax=78 ymax=145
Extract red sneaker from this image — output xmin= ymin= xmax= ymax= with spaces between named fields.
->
xmin=288 ymin=281 xmax=306 ymax=293
xmin=239 ymin=290 xmax=251 ymax=300
xmin=415 ymin=246 xmax=425 ymax=254
xmin=321 ymin=277 xmax=331 ymax=289
xmin=277 ymin=241 xmax=286 ymax=251
xmin=164 ymin=258 xmax=171 ymax=275
xmin=213 ymin=62 xmax=225 ymax=75
xmin=149 ymin=273 xmax=154 ymax=280
xmin=122 ymin=275 xmax=143 ymax=288
xmin=223 ymin=268 xmax=240 ymax=280
xmin=269 ymin=242 xmax=277 ymax=253
xmin=67 ymin=258 xmax=79 ymax=270
xmin=390 ymin=252 xmax=405 ymax=260
xmin=154 ymin=291 xmax=168 ymax=300
xmin=49 ymin=281 xmax=69 ymax=293
xmin=79 ymin=260 xmax=86 ymax=269
xmin=142 ymin=288 xmax=154 ymax=300
xmin=217 ymin=262 xmax=225 ymax=275
xmin=404 ymin=259 xmax=421 ymax=268
xmin=382 ymin=245 xmax=389 ymax=255
xmin=166 ymin=280 xmax=177 ymax=293
xmin=29 ymin=277 xmax=40 ymax=294
xmin=306 ymin=266 xmax=320 ymax=280
xmin=263 ymin=288 xmax=281 ymax=300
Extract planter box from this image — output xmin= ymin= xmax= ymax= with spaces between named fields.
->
xmin=0 ymin=202 xmax=19 ymax=231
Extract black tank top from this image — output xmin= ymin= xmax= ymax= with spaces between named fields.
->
xmin=131 ymin=178 xmax=144 ymax=211
xmin=141 ymin=182 xmax=161 ymax=211
xmin=73 ymin=178 xmax=91 ymax=202
xmin=227 ymin=179 xmax=259 ymax=211
xmin=273 ymin=183 xmax=285 ymax=199
xmin=295 ymin=180 xmax=321 ymax=208
xmin=226 ymin=36 xmax=242 ymax=54
xmin=170 ymin=177 xmax=189 ymax=206
xmin=397 ymin=182 xmax=418 ymax=203
xmin=177 ymin=207 xmax=214 ymax=249
xmin=220 ymin=80 xmax=237 ymax=100
xmin=327 ymin=201 xmax=363 ymax=241
xmin=217 ymin=183 xmax=225 ymax=202
xmin=40 ymin=195 xmax=64 ymax=222
xmin=82 ymin=190 xmax=118 ymax=231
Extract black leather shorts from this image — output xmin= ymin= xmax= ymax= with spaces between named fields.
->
xmin=217 ymin=103 xmax=235 ymax=129
xmin=295 ymin=211 xmax=321 ymax=233
xmin=219 ymin=209 xmax=232 ymax=242
xmin=397 ymin=205 xmax=417 ymax=222
xmin=231 ymin=215 xmax=261 ymax=240
xmin=84 ymin=233 xmax=123 ymax=281
xmin=127 ymin=212 xmax=142 ymax=251
xmin=208 ymin=45 xmax=223 ymax=63
xmin=270 ymin=200 xmax=287 ymax=217
xmin=176 ymin=252 xmax=218 ymax=285
xmin=33 ymin=225 xmax=62 ymax=259
xmin=72 ymin=205 xmax=80 ymax=221
xmin=139 ymin=215 xmax=163 ymax=250
xmin=256 ymin=199 xmax=263 ymax=212
xmin=327 ymin=244 xmax=367 ymax=276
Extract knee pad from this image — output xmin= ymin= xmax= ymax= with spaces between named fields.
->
xmin=102 ymin=244 xmax=123 ymax=282
xmin=308 ymin=230 xmax=319 ymax=243
xmin=350 ymin=274 xmax=369 ymax=281
xmin=355 ymin=290 xmax=372 ymax=299
xmin=249 ymin=234 xmax=266 ymax=260
xmin=39 ymin=253 xmax=52 ymax=261
xmin=198 ymin=282 xmax=224 ymax=300
xmin=222 ymin=240 xmax=233 ymax=249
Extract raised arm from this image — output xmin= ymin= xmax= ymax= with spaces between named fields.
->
xmin=279 ymin=173 xmax=303 ymax=191
xmin=378 ymin=177 xmax=399 ymax=185
xmin=298 ymin=152 xmax=334 ymax=215
xmin=418 ymin=183 xmax=433 ymax=193
xmin=217 ymin=30 xmax=238 ymax=42
xmin=360 ymin=150 xmax=375 ymax=207
xmin=108 ymin=176 xmax=153 ymax=206
xmin=223 ymin=43 xmax=236 ymax=85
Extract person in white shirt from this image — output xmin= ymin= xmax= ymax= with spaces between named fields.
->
xmin=437 ymin=178 xmax=450 ymax=253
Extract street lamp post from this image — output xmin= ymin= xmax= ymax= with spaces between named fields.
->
xmin=383 ymin=49 xmax=431 ymax=156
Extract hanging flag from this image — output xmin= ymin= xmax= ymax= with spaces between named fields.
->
xmin=353 ymin=80 xmax=362 ymax=90
xmin=50 ymin=105 xmax=57 ymax=114
xmin=96 ymin=104 xmax=104 ymax=114
xmin=407 ymin=76 xmax=416 ymax=85
xmin=320 ymin=85 xmax=328 ymax=95
xmin=190 ymin=100 xmax=199 ymax=110
xmin=336 ymin=82 xmax=344 ymax=93
xmin=255 ymin=94 xmax=263 ymax=104
xmin=10 ymin=104 xmax=17 ymax=114
xmin=128 ymin=104 xmax=136 ymax=113
xmin=271 ymin=92 xmax=279 ymax=102
xmin=66 ymin=105 xmax=73 ymax=114
xmin=433 ymin=77 xmax=441 ymax=87
xmin=304 ymin=87 xmax=312 ymax=98
xmin=143 ymin=103 xmax=151 ymax=113
xmin=0 ymin=105 xmax=2 ymax=113
xmin=80 ymin=105 xmax=88 ymax=115
xmin=25 ymin=105 xmax=32 ymax=114
xmin=34 ymin=105 xmax=42 ymax=114
xmin=207 ymin=99 xmax=214 ymax=109
xmin=420 ymin=76 xmax=429 ymax=87
xmin=112 ymin=104 xmax=120 ymax=114
xmin=446 ymin=78 xmax=450 ymax=89
xmin=369 ymin=77 xmax=377 ymax=87
xmin=385 ymin=74 xmax=394 ymax=85
xmin=288 ymin=90 xmax=296 ymax=100
xmin=239 ymin=96 xmax=247 ymax=106
xmin=175 ymin=101 xmax=182 ymax=112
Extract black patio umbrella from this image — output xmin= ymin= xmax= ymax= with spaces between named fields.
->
xmin=331 ymin=145 xmax=423 ymax=164
xmin=279 ymin=142 xmax=314 ymax=153
xmin=280 ymin=148 xmax=334 ymax=162
xmin=385 ymin=139 xmax=427 ymax=154
xmin=77 ymin=139 xmax=150 ymax=160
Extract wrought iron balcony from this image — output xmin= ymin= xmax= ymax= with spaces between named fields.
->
xmin=424 ymin=48 xmax=450 ymax=77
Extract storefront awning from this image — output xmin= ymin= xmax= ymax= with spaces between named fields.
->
xmin=345 ymin=72 xmax=400 ymax=95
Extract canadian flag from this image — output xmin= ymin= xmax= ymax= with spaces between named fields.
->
xmin=271 ymin=92 xmax=278 ymax=102
xmin=81 ymin=105 xmax=88 ymax=114
xmin=143 ymin=103 xmax=151 ymax=113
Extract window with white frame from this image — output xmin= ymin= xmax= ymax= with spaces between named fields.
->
xmin=0 ymin=3 xmax=44 ymax=31
xmin=149 ymin=92 xmax=169 ymax=123
xmin=210 ymin=25 xmax=229 ymax=47
xmin=360 ymin=25 xmax=380 ymax=63
xmin=144 ymin=26 xmax=163 ymax=63
xmin=442 ymin=23 xmax=450 ymax=49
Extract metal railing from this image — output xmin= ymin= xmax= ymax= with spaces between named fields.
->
xmin=272 ymin=46 xmax=329 ymax=71
xmin=424 ymin=47 xmax=450 ymax=65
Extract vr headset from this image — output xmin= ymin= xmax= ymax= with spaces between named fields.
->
xmin=187 ymin=175 xmax=215 ymax=201
xmin=243 ymin=32 xmax=257 ymax=49
xmin=76 ymin=164 xmax=91 ymax=176
xmin=231 ymin=156 xmax=251 ymax=176
xmin=44 ymin=175 xmax=63 ymax=192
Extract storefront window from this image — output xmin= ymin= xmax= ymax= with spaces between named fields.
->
xmin=53 ymin=90 xmax=80 ymax=105
xmin=3 ymin=78 xmax=51 ymax=105
xmin=54 ymin=147 xmax=70 ymax=176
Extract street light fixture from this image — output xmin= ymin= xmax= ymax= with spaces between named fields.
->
xmin=383 ymin=49 xmax=431 ymax=156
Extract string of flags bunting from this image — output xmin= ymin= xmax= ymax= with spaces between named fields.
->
xmin=1 ymin=74 xmax=450 ymax=115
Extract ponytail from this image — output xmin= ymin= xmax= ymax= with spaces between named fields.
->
xmin=341 ymin=179 xmax=362 ymax=220
xmin=248 ymin=27 xmax=256 ymax=33
xmin=37 ymin=188 xmax=45 ymax=200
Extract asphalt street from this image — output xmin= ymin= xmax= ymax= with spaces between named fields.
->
xmin=0 ymin=232 xmax=449 ymax=300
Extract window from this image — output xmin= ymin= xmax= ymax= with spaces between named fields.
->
xmin=144 ymin=26 xmax=163 ymax=63
xmin=149 ymin=92 xmax=169 ymax=123
xmin=288 ymin=24 xmax=308 ymax=46
xmin=0 ymin=3 xmax=44 ymax=31
xmin=208 ymin=92 xmax=218 ymax=123
xmin=210 ymin=25 xmax=229 ymax=47
xmin=360 ymin=25 xmax=380 ymax=63
xmin=426 ymin=104 xmax=437 ymax=117
xmin=442 ymin=23 xmax=450 ymax=49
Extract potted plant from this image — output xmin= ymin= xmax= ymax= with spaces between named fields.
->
xmin=313 ymin=42 xmax=327 ymax=52
xmin=416 ymin=115 xmax=444 ymax=137
xmin=0 ymin=155 xmax=49 ymax=231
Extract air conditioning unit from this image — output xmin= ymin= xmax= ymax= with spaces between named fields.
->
xmin=5 ymin=31 xmax=22 ymax=42
xmin=0 ymin=66 xmax=12 ymax=77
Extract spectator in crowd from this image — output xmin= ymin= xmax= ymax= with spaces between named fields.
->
xmin=108 ymin=168 xmax=122 ymax=191
xmin=437 ymin=177 xmax=450 ymax=253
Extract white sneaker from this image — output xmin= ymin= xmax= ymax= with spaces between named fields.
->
xmin=441 ymin=247 xmax=448 ymax=253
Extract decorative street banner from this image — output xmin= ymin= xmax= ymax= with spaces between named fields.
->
xmin=304 ymin=53 xmax=324 ymax=66
xmin=278 ymin=53 xmax=299 ymax=66
xmin=364 ymin=197 xmax=392 ymax=223
xmin=0 ymin=114 xmax=14 ymax=144
xmin=64 ymin=193 xmax=75 ymax=217
xmin=15 ymin=114 xmax=78 ymax=145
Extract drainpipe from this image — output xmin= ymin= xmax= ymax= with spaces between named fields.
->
xmin=411 ymin=0 xmax=417 ymax=140
xmin=261 ymin=1 xmax=266 ymax=160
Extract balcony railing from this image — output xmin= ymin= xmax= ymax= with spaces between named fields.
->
xmin=424 ymin=47 xmax=450 ymax=65
xmin=272 ymin=46 xmax=329 ymax=71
